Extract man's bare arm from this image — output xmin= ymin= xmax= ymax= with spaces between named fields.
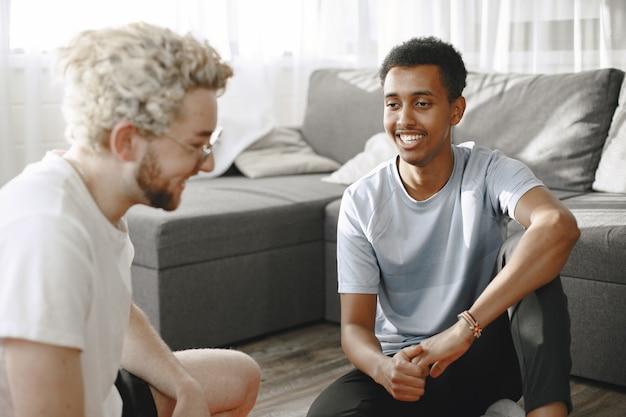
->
xmin=469 ymin=186 xmax=580 ymax=331
xmin=415 ymin=186 xmax=580 ymax=377
xmin=341 ymin=293 xmax=427 ymax=402
xmin=120 ymin=303 xmax=210 ymax=417
xmin=4 ymin=338 xmax=84 ymax=417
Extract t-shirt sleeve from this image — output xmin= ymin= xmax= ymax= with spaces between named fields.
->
xmin=336 ymin=191 xmax=381 ymax=294
xmin=0 ymin=215 xmax=93 ymax=350
xmin=487 ymin=151 xmax=544 ymax=221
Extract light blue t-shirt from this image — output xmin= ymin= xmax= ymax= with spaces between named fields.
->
xmin=337 ymin=142 xmax=543 ymax=354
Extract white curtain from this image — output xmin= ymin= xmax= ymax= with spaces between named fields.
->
xmin=1 ymin=0 xmax=14 ymax=186
xmin=2 ymin=0 xmax=625 ymax=183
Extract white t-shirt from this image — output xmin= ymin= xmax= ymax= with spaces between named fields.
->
xmin=337 ymin=142 xmax=543 ymax=354
xmin=0 ymin=151 xmax=134 ymax=417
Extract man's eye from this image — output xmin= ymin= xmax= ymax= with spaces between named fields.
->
xmin=386 ymin=102 xmax=399 ymax=108
xmin=416 ymin=101 xmax=430 ymax=107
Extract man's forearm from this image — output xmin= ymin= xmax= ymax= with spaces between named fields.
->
xmin=120 ymin=303 xmax=201 ymax=401
xmin=341 ymin=322 xmax=388 ymax=381
xmin=470 ymin=208 xmax=579 ymax=330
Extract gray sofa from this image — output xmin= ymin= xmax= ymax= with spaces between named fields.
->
xmin=127 ymin=66 xmax=626 ymax=388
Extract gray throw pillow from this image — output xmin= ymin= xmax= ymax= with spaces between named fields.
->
xmin=301 ymin=68 xmax=383 ymax=165
xmin=234 ymin=127 xmax=341 ymax=178
xmin=454 ymin=69 xmax=624 ymax=191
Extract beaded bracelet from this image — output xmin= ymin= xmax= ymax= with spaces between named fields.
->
xmin=457 ymin=310 xmax=483 ymax=339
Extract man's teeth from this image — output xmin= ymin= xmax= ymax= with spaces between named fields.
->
xmin=400 ymin=134 xmax=424 ymax=143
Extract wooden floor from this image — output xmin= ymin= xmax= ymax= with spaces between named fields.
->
xmin=236 ymin=322 xmax=626 ymax=417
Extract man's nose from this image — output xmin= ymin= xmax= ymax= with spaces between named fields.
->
xmin=398 ymin=105 xmax=415 ymax=125
xmin=198 ymin=154 xmax=215 ymax=173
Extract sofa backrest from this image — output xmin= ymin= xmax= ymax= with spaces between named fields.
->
xmin=455 ymin=68 xmax=624 ymax=191
xmin=301 ymin=68 xmax=383 ymax=164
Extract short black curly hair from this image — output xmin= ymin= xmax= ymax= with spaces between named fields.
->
xmin=379 ymin=36 xmax=467 ymax=102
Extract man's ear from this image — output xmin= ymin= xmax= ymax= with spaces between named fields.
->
xmin=450 ymin=96 xmax=466 ymax=126
xmin=110 ymin=121 xmax=142 ymax=161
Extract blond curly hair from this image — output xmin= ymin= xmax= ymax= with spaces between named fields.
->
xmin=55 ymin=22 xmax=233 ymax=150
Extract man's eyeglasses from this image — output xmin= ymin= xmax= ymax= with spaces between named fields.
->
xmin=163 ymin=126 xmax=223 ymax=160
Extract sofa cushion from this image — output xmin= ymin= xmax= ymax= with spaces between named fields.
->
xmin=301 ymin=68 xmax=383 ymax=164
xmin=235 ymin=127 xmax=341 ymax=178
xmin=454 ymin=69 xmax=624 ymax=192
xmin=593 ymin=72 xmax=626 ymax=192
xmin=560 ymin=192 xmax=626 ymax=285
xmin=506 ymin=190 xmax=626 ymax=286
xmin=128 ymin=174 xmax=346 ymax=269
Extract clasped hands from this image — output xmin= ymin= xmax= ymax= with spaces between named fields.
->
xmin=379 ymin=319 xmax=475 ymax=402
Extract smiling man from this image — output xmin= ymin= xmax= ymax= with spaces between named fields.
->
xmin=0 ymin=23 xmax=260 ymax=417
xmin=307 ymin=37 xmax=580 ymax=417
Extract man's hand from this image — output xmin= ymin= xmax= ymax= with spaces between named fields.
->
xmin=376 ymin=344 xmax=429 ymax=402
xmin=412 ymin=319 xmax=475 ymax=378
xmin=340 ymin=294 xmax=429 ymax=402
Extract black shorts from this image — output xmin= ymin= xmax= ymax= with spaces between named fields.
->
xmin=114 ymin=369 xmax=158 ymax=417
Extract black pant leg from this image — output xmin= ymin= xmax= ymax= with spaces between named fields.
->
xmin=499 ymin=232 xmax=573 ymax=414
xmin=306 ymin=368 xmax=401 ymax=417
xmin=115 ymin=369 xmax=158 ymax=417
xmin=444 ymin=311 xmax=522 ymax=415
xmin=306 ymin=319 xmax=522 ymax=417
xmin=509 ymin=278 xmax=573 ymax=413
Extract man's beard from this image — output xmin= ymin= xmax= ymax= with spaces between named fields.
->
xmin=136 ymin=149 xmax=177 ymax=211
